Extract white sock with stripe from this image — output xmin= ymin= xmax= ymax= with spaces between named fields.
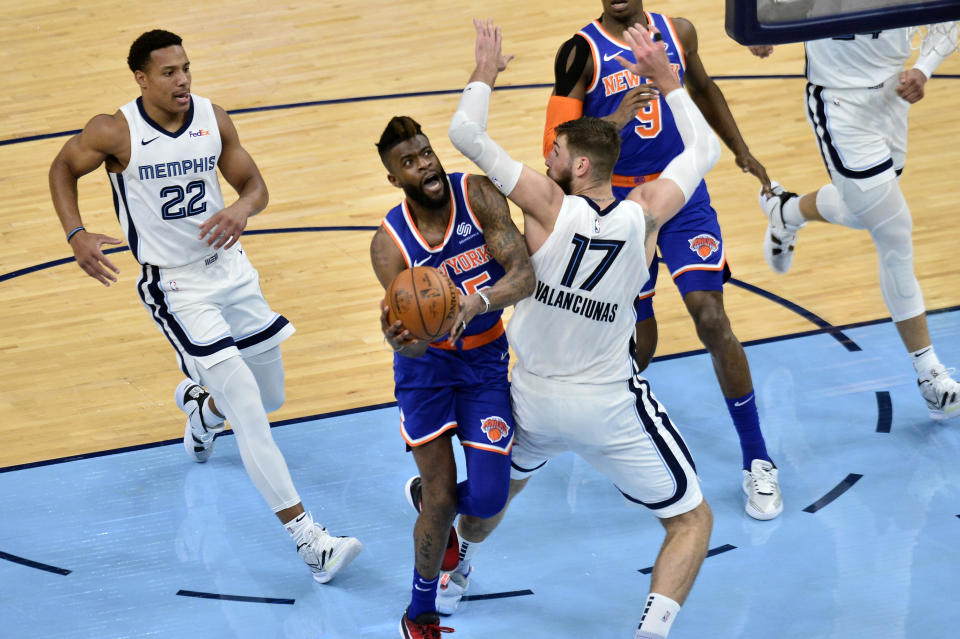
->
xmin=636 ymin=592 xmax=680 ymax=639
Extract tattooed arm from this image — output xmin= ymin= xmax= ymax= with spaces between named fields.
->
xmin=448 ymin=174 xmax=535 ymax=335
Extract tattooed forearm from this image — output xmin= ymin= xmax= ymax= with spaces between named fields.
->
xmin=467 ymin=175 xmax=535 ymax=308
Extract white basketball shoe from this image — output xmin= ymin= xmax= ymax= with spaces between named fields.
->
xmin=436 ymin=567 xmax=471 ymax=615
xmin=742 ymin=459 xmax=783 ymax=520
xmin=176 ymin=379 xmax=225 ymax=463
xmin=759 ymin=181 xmax=803 ymax=274
xmin=292 ymin=520 xmax=363 ymax=584
xmin=918 ymin=365 xmax=960 ymax=420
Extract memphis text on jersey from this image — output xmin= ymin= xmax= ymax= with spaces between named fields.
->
xmin=137 ymin=155 xmax=218 ymax=181
xmin=533 ymin=279 xmax=619 ymax=323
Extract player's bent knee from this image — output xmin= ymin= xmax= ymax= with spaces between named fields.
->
xmin=463 ymin=481 xmax=510 ymax=519
xmin=259 ymin=387 xmax=285 ymax=414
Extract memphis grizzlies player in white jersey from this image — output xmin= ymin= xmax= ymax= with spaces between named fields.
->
xmin=752 ymin=24 xmax=960 ymax=421
xmin=49 ymin=29 xmax=360 ymax=583
xmin=441 ymin=20 xmax=720 ymax=639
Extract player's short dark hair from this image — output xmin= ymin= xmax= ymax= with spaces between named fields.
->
xmin=555 ymin=117 xmax=621 ymax=179
xmin=377 ymin=116 xmax=424 ymax=166
xmin=127 ymin=30 xmax=183 ymax=72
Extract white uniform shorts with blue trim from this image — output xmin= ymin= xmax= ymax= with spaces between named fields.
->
xmin=805 ymin=75 xmax=908 ymax=191
xmin=509 ymin=365 xmax=702 ymax=519
xmin=136 ymin=244 xmax=295 ymax=380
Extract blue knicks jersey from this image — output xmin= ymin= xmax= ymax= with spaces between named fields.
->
xmin=381 ymin=172 xmax=509 ymax=387
xmin=579 ymin=13 xmax=709 ymax=208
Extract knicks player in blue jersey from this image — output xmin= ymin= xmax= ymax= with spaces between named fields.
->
xmin=370 ymin=117 xmax=534 ymax=638
xmin=49 ymin=30 xmax=361 ymax=584
xmin=543 ymin=0 xmax=783 ymax=520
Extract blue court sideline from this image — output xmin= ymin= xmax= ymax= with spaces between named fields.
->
xmin=2 ymin=311 xmax=959 ymax=638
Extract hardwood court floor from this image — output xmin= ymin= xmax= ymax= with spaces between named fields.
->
xmin=1 ymin=1 xmax=958 ymax=469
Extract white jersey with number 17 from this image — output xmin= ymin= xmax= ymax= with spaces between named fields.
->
xmin=507 ymin=195 xmax=649 ymax=385
xmin=110 ymin=94 xmax=226 ymax=268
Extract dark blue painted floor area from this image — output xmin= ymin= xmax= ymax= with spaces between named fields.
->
xmin=1 ymin=312 xmax=959 ymax=638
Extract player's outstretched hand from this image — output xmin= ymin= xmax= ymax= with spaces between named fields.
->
xmin=474 ymin=18 xmax=514 ymax=74
xmin=748 ymin=45 xmax=774 ymax=58
xmin=896 ymin=68 xmax=927 ymax=104
xmin=380 ymin=301 xmax=420 ymax=353
xmin=69 ymin=229 xmax=122 ymax=286
xmin=736 ymin=151 xmax=772 ymax=194
xmin=198 ymin=204 xmax=248 ymax=250
xmin=616 ymin=26 xmax=679 ymax=94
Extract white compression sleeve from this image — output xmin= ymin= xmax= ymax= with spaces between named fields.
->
xmin=914 ymin=22 xmax=958 ymax=79
xmin=199 ymin=355 xmax=301 ymax=512
xmin=449 ymin=81 xmax=523 ymax=196
xmin=659 ymin=88 xmax=722 ymax=202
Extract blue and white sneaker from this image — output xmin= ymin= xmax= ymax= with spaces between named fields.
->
xmin=759 ymin=181 xmax=803 ymax=274
xmin=918 ymin=365 xmax=960 ymax=421
xmin=175 ymin=379 xmax=224 ymax=463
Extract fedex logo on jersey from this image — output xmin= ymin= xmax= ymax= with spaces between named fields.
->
xmin=480 ymin=416 xmax=510 ymax=443
xmin=601 ymin=64 xmax=681 ymax=97
xmin=443 ymin=244 xmax=491 ymax=275
xmin=688 ymin=233 xmax=720 ymax=260
xmin=189 ymin=128 xmax=210 ymax=138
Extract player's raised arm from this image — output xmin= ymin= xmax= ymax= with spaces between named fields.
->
xmin=448 ymin=18 xmax=565 ymax=251
xmin=620 ymin=25 xmax=721 ymax=250
xmin=49 ymin=114 xmax=126 ymax=286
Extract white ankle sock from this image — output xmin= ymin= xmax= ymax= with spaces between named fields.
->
xmin=636 ymin=593 xmax=680 ymax=638
xmin=455 ymin=535 xmax=479 ymax=575
xmin=780 ymin=195 xmax=807 ymax=228
xmin=199 ymin=395 xmax=225 ymax=431
xmin=911 ymin=345 xmax=940 ymax=379
xmin=284 ymin=512 xmax=316 ymax=541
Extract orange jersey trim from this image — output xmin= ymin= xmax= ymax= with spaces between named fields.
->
xmin=592 ymin=18 xmax=631 ymax=49
xmin=401 ymin=188 xmax=455 ymax=251
xmin=611 ymin=171 xmax=662 ymax=188
xmin=459 ymin=172 xmax=484 ymax=229
xmin=543 ymin=95 xmax=584 ymax=158
xmin=381 ymin=220 xmax=413 ymax=267
xmin=401 ymin=420 xmax=458 ymax=448
xmin=462 ymin=439 xmax=513 ymax=456
xmin=661 ymin=15 xmax=686 ymax=69
xmin=671 ymin=254 xmax=728 ymax=279
xmin=430 ymin=318 xmax=505 ymax=351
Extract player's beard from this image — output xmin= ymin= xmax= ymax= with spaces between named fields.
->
xmin=404 ymin=168 xmax=450 ymax=209
xmin=548 ymin=165 xmax=574 ymax=195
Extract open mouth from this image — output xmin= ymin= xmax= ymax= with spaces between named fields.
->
xmin=422 ymin=172 xmax=443 ymax=196
xmin=173 ymin=91 xmax=190 ymax=106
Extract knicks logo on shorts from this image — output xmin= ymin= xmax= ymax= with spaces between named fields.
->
xmin=480 ymin=416 xmax=510 ymax=443
xmin=688 ymin=233 xmax=720 ymax=260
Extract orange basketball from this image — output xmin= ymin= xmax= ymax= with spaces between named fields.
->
xmin=385 ymin=266 xmax=460 ymax=341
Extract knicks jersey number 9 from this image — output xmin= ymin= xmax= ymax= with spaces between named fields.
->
xmin=634 ymin=99 xmax=662 ymax=139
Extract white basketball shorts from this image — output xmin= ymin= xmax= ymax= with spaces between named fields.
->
xmin=805 ymin=75 xmax=909 ymax=191
xmin=136 ymin=243 xmax=295 ymax=380
xmin=509 ymin=365 xmax=702 ymax=519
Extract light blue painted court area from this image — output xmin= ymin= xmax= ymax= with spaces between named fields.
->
xmin=2 ymin=311 xmax=959 ymax=639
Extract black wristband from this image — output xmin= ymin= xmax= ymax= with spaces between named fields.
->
xmin=66 ymin=226 xmax=85 ymax=243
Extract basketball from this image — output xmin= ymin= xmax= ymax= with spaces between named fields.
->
xmin=385 ymin=266 xmax=460 ymax=341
